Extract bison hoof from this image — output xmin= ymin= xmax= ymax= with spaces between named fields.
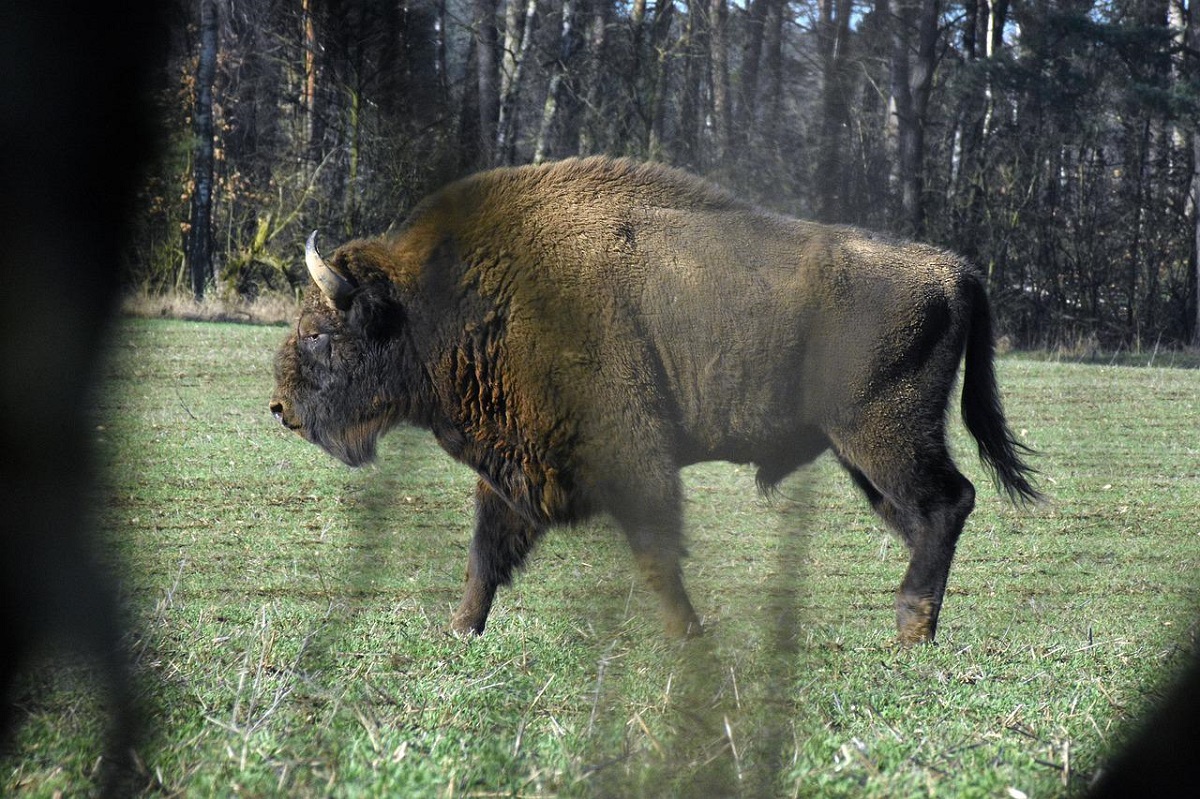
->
xmin=665 ymin=613 xmax=704 ymax=639
xmin=895 ymin=595 xmax=939 ymax=646
xmin=449 ymin=612 xmax=487 ymax=637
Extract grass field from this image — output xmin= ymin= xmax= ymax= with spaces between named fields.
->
xmin=5 ymin=317 xmax=1199 ymax=797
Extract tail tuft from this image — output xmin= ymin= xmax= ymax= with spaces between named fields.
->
xmin=961 ymin=276 xmax=1045 ymax=505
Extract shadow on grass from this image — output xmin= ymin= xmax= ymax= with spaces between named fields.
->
xmin=584 ymin=491 xmax=817 ymax=798
xmin=326 ymin=448 xmax=823 ymax=797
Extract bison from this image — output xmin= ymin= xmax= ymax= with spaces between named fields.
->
xmin=270 ymin=157 xmax=1040 ymax=645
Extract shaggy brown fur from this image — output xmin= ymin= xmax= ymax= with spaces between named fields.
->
xmin=271 ymin=156 xmax=1041 ymax=644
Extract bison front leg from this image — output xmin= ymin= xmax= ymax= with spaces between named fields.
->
xmin=450 ymin=480 xmax=543 ymax=636
xmin=609 ymin=487 xmax=702 ymax=639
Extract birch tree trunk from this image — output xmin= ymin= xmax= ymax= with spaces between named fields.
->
xmin=533 ymin=0 xmax=576 ymax=163
xmin=496 ymin=0 xmax=538 ymax=164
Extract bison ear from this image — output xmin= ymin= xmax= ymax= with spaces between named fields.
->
xmin=347 ymin=281 xmax=405 ymax=339
xmin=306 ymin=231 xmax=355 ymax=311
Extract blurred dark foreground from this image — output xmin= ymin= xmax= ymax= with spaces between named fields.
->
xmin=0 ymin=2 xmax=164 ymax=794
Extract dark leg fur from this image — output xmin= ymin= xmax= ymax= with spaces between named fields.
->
xmin=892 ymin=471 xmax=975 ymax=645
xmin=839 ymin=458 xmax=912 ymax=545
xmin=451 ymin=480 xmax=544 ymax=635
xmin=838 ymin=453 xmax=975 ymax=645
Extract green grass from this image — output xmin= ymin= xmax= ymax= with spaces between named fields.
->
xmin=5 ymin=318 xmax=1198 ymax=797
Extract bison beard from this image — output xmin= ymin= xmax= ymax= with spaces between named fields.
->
xmin=277 ymin=344 xmax=400 ymax=467
xmin=270 ymin=156 xmax=1042 ymax=646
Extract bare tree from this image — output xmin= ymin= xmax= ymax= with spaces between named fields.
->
xmin=760 ymin=0 xmax=787 ymax=158
xmin=677 ymin=0 xmax=708 ymax=168
xmin=737 ymin=0 xmax=768 ymax=138
xmin=497 ymin=0 xmax=539 ymax=164
xmin=815 ymin=0 xmax=853 ymax=221
xmin=889 ymin=0 xmax=940 ymax=236
xmin=127 ymin=0 xmax=1200 ymax=347
xmin=187 ymin=0 xmax=219 ymax=300
xmin=577 ymin=0 xmax=613 ymax=154
xmin=534 ymin=0 xmax=578 ymax=163
xmin=709 ymin=0 xmax=732 ymax=165
xmin=475 ymin=0 xmax=502 ymax=165
xmin=302 ymin=0 xmax=319 ymax=159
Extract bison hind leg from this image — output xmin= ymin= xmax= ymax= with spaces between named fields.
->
xmin=836 ymin=452 xmax=976 ymax=645
xmin=837 ymin=457 xmax=918 ymax=544
xmin=605 ymin=478 xmax=702 ymax=638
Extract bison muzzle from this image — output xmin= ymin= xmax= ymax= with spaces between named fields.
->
xmin=270 ymin=157 xmax=1041 ymax=645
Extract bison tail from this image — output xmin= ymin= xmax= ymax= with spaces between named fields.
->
xmin=960 ymin=276 xmax=1044 ymax=505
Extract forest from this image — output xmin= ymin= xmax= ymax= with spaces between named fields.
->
xmin=135 ymin=0 xmax=1200 ymax=348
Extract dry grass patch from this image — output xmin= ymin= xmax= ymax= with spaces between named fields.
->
xmin=121 ymin=290 xmax=297 ymax=326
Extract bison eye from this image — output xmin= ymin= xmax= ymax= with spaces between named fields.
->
xmin=300 ymin=331 xmax=333 ymax=361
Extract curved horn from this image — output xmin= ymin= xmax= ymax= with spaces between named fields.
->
xmin=305 ymin=231 xmax=353 ymax=308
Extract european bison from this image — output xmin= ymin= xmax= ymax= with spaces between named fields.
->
xmin=270 ymin=157 xmax=1040 ymax=645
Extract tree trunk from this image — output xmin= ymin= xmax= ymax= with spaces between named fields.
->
xmin=577 ymin=0 xmax=611 ymax=154
xmin=533 ymin=0 xmax=576 ymax=163
xmin=496 ymin=0 xmax=538 ymax=164
xmin=188 ymin=0 xmax=218 ymax=300
xmin=302 ymin=0 xmax=318 ymax=159
xmin=1184 ymin=0 xmax=1200 ymax=344
xmin=474 ymin=0 xmax=501 ymax=166
xmin=889 ymin=0 xmax=939 ymax=237
xmin=983 ymin=0 xmax=1007 ymax=136
xmin=1193 ymin=130 xmax=1200 ymax=345
xmin=677 ymin=0 xmax=707 ymax=168
xmin=709 ymin=0 xmax=732 ymax=165
xmin=816 ymin=0 xmax=853 ymax=221
xmin=343 ymin=85 xmax=361 ymax=236
xmin=761 ymin=0 xmax=786 ymax=157
xmin=737 ymin=0 xmax=767 ymax=137
xmin=436 ymin=0 xmax=449 ymax=96
xmin=644 ymin=0 xmax=677 ymax=158
xmin=627 ymin=0 xmax=648 ymax=150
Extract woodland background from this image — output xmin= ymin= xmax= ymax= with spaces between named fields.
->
xmin=134 ymin=0 xmax=1200 ymax=348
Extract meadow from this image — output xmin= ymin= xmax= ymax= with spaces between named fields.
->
xmin=4 ymin=317 xmax=1198 ymax=797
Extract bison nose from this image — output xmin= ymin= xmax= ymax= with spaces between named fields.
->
xmin=271 ymin=399 xmax=303 ymax=432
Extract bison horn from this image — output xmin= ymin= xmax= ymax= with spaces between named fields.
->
xmin=305 ymin=230 xmax=353 ymax=309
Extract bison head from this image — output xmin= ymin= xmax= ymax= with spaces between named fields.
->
xmin=270 ymin=232 xmax=409 ymax=466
